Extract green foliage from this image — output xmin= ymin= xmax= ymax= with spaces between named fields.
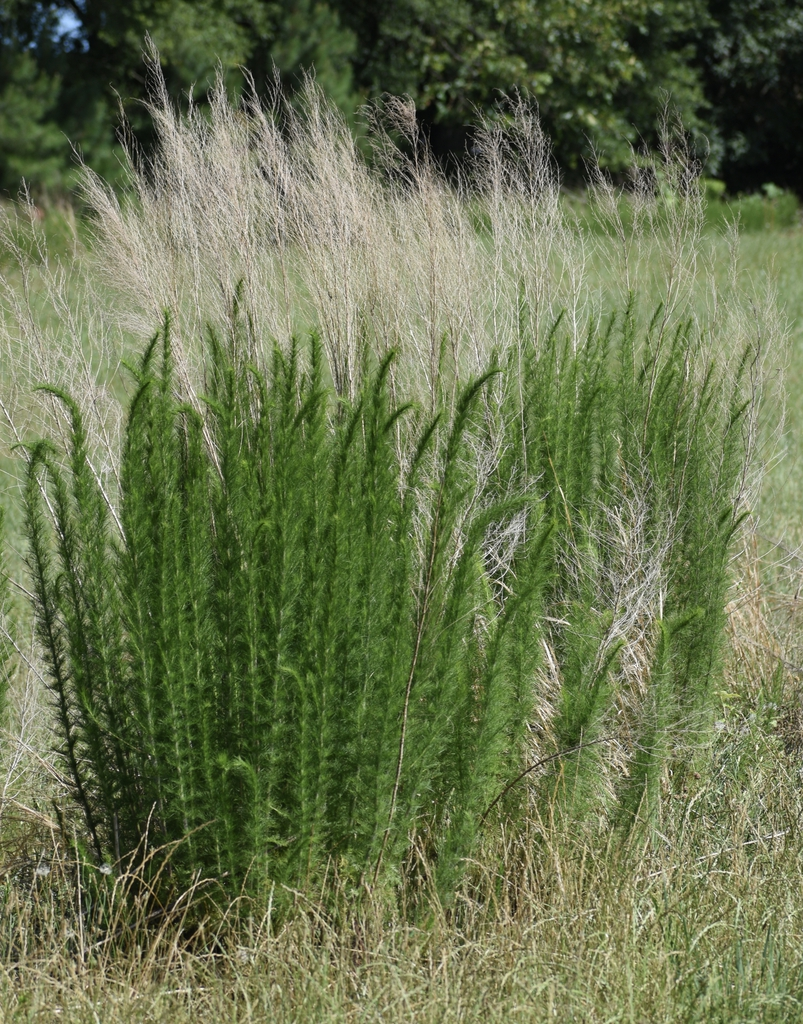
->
xmin=22 ymin=318 xmax=552 ymax=899
xmin=0 ymin=36 xmax=65 ymax=196
xmin=337 ymin=0 xmax=709 ymax=170
xmin=0 ymin=1 xmax=360 ymax=195
xmin=696 ymin=0 xmax=803 ymax=194
xmin=18 ymin=291 xmax=751 ymax=901
xmin=492 ymin=305 xmax=752 ymax=827
xmin=4 ymin=0 xmax=803 ymax=196
xmin=705 ymin=183 xmax=800 ymax=232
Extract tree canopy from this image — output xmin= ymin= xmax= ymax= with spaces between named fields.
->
xmin=1 ymin=0 xmax=802 ymax=197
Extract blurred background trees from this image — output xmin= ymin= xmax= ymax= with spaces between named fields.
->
xmin=1 ymin=0 xmax=802 ymax=199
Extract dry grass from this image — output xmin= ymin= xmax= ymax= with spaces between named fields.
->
xmin=2 ymin=708 xmax=802 ymax=1024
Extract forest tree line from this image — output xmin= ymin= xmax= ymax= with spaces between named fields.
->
xmin=1 ymin=0 xmax=802 ymax=198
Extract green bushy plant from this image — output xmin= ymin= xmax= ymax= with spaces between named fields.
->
xmin=18 ymin=296 xmax=752 ymax=903
xmin=21 ymin=317 xmax=553 ymax=900
xmin=494 ymin=303 xmax=753 ymax=826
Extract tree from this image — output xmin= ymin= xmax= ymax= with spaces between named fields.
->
xmin=0 ymin=2 xmax=67 ymax=196
xmin=2 ymin=0 xmax=802 ymax=197
xmin=694 ymin=0 xmax=803 ymax=194
xmin=333 ymin=0 xmax=710 ymax=174
xmin=0 ymin=0 xmax=360 ymax=196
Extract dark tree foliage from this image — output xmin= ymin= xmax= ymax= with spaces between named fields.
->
xmin=0 ymin=0 xmax=359 ymax=196
xmin=1 ymin=0 xmax=802 ymax=197
xmin=0 ymin=2 xmax=66 ymax=193
xmin=694 ymin=0 xmax=803 ymax=195
xmin=334 ymin=0 xmax=711 ymax=173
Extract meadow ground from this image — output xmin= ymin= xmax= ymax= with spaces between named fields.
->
xmin=2 ymin=94 xmax=803 ymax=1019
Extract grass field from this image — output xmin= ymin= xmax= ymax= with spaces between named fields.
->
xmin=2 ymin=74 xmax=803 ymax=1022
